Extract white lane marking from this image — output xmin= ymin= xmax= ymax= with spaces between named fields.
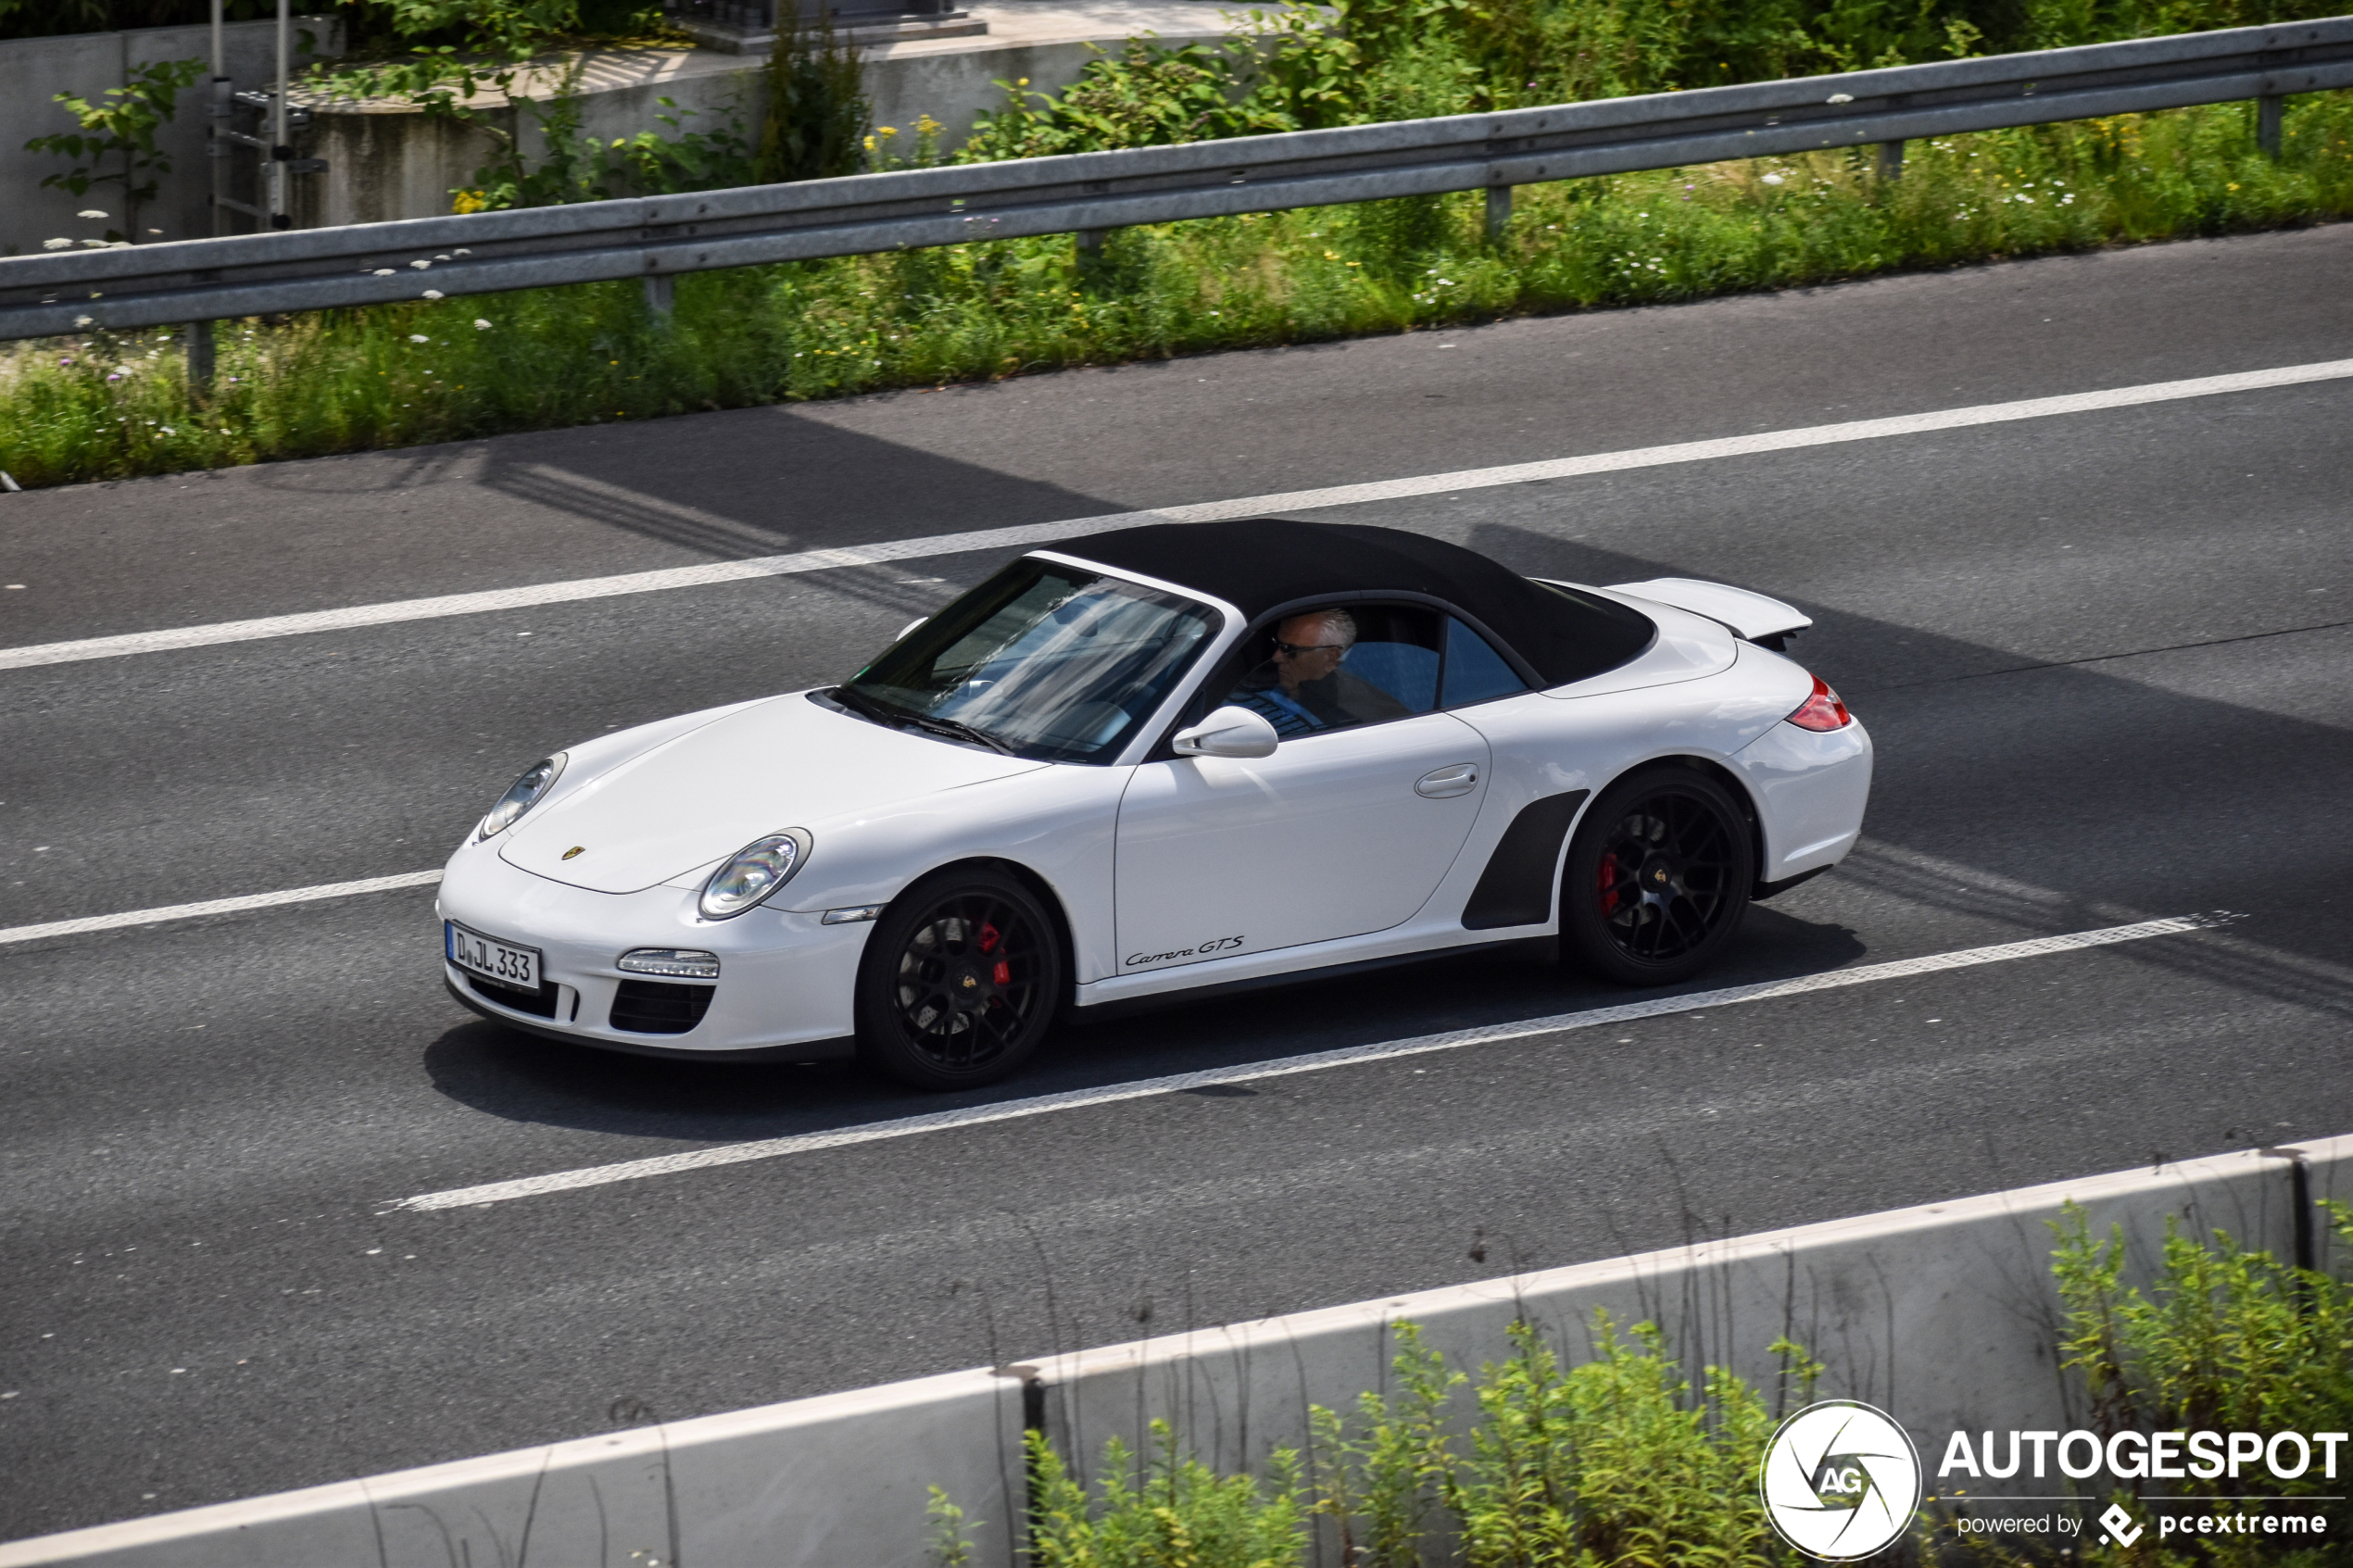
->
xmin=385 ymin=913 xmax=2222 ymax=1213
xmin=7 ymin=359 xmax=2351 ymax=673
xmin=0 ymin=870 xmax=442 ymax=947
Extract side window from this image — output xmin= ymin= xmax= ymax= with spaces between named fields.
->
xmin=1223 ymin=604 xmax=1443 ymax=738
xmin=1441 ymin=617 xmax=1529 ymax=708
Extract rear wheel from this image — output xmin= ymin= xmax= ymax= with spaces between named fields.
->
xmin=1560 ymin=766 xmax=1753 ymax=986
xmin=855 ymin=868 xmax=1063 ymax=1090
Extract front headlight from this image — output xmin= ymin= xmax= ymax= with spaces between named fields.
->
xmin=700 ymin=830 xmax=812 ymax=920
xmin=477 ymin=753 xmax=566 ymax=840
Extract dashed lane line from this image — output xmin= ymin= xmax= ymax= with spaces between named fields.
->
xmin=0 ymin=870 xmax=442 ymax=947
xmin=6 ymin=358 xmax=2351 ymax=672
xmin=384 ymin=913 xmax=2226 ymax=1213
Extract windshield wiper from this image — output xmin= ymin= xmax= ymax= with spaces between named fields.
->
xmin=900 ymin=711 xmax=1022 ymax=757
xmin=831 ymin=686 xmax=1021 ymax=757
xmin=830 ymin=684 xmax=910 ymax=727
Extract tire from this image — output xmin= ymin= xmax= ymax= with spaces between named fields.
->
xmin=855 ymin=867 xmax=1064 ymax=1090
xmin=1559 ymin=765 xmax=1754 ymax=986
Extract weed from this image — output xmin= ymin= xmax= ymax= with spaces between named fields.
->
xmin=24 ymin=56 xmax=208 ymax=243
xmin=1030 ymin=1420 xmax=1308 ymax=1568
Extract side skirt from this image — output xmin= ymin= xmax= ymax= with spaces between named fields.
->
xmin=1064 ymin=935 xmax=1556 ymax=1026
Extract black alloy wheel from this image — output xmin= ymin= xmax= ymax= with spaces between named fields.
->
xmin=855 ymin=868 xmax=1064 ymax=1089
xmin=1559 ymin=766 xmax=1754 ymax=985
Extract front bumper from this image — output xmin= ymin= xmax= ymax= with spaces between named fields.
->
xmin=436 ymin=839 xmax=867 ymax=1058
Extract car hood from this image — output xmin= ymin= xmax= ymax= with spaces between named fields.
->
xmin=499 ymin=693 xmax=1044 ymax=894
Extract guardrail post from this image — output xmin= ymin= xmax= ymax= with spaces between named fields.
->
xmin=2257 ymin=93 xmax=2284 ymax=157
xmin=1484 ymin=184 xmax=1513 ymax=243
xmin=186 ymin=320 xmax=216 ymax=391
xmin=1877 ymin=140 xmax=1905 ymax=181
xmin=643 ymin=273 xmax=674 ymax=319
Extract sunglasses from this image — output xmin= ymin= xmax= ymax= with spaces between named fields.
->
xmin=1272 ymin=639 xmax=1346 ymax=658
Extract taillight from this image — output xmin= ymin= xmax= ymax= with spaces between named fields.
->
xmin=1785 ymin=674 xmax=1852 ymax=732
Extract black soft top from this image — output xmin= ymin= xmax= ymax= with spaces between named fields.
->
xmin=1056 ymin=518 xmax=1654 ymax=687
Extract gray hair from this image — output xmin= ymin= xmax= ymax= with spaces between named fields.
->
xmin=1296 ymin=607 xmax=1357 ymax=648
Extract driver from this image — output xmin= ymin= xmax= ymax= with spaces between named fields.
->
xmin=1230 ymin=608 xmax=1412 ymax=734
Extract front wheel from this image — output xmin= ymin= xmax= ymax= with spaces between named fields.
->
xmin=1559 ymin=766 xmax=1754 ymax=986
xmin=855 ymin=868 xmax=1064 ymax=1090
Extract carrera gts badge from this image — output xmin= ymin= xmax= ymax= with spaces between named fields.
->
xmin=562 ymin=846 xmax=586 ymax=860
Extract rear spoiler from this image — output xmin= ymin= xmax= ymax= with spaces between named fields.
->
xmin=1604 ymin=578 xmax=1813 ymax=651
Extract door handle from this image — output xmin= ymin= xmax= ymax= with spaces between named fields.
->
xmin=1415 ymin=762 xmax=1480 ymax=798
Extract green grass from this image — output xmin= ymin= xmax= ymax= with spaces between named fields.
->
xmin=4 ymin=92 xmax=2349 ymax=490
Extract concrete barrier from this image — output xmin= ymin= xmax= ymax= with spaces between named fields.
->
xmin=0 ymin=1368 xmax=1028 ymax=1568
xmin=1035 ymin=1139 xmax=2349 ymax=1495
xmin=6 ymin=1135 xmax=2345 ymax=1568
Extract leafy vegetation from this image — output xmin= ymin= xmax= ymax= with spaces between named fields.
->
xmin=7 ymin=0 xmax=2353 ymax=487
xmin=6 ymin=88 xmax=2348 ymax=490
xmin=961 ymin=0 xmax=2351 ymax=159
xmin=2 ymin=0 xmax=275 ymax=41
xmin=1010 ymin=1317 xmax=1797 ymax=1568
xmin=755 ymin=6 xmax=869 ymax=183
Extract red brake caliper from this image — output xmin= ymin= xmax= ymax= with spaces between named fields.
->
xmin=980 ymin=922 xmax=1011 ymax=987
xmin=1597 ymin=859 xmax=1619 ymax=916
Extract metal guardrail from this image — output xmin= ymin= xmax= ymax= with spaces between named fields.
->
xmin=4 ymin=16 xmax=2349 ymax=342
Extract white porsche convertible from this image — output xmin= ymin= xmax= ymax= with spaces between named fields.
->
xmin=438 ymin=520 xmax=1870 ymax=1087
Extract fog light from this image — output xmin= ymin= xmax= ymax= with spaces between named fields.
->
xmin=617 ymin=948 xmax=721 ymax=979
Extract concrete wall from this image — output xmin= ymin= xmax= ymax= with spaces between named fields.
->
xmin=0 ymin=17 xmax=340 ymax=258
xmin=287 ymin=2 xmax=1242 ymax=228
xmin=7 ymin=1135 xmax=2346 ymax=1568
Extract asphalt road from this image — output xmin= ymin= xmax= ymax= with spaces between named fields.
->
xmin=3 ymin=224 xmax=2350 ymax=1542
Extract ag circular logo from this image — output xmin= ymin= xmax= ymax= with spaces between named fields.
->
xmin=1758 ymin=1399 xmax=1923 ymax=1561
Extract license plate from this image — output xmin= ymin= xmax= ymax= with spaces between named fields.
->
xmin=446 ymin=922 xmax=541 ymax=990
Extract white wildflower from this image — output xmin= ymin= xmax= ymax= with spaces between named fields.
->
xmin=409 ymin=333 xmax=430 ymax=343
xmin=473 ymin=319 xmax=492 ymax=330
xmin=1761 ymin=172 xmax=1785 ymax=185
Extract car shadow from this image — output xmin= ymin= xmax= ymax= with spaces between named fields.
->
xmin=420 ymin=903 xmax=1869 ymax=1140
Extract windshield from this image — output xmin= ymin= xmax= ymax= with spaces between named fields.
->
xmin=843 ymin=558 xmax=1220 ymax=762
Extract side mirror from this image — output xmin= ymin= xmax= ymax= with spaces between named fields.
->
xmin=894 ymin=617 xmax=927 ymax=642
xmin=1172 ymin=705 xmax=1279 ymax=759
